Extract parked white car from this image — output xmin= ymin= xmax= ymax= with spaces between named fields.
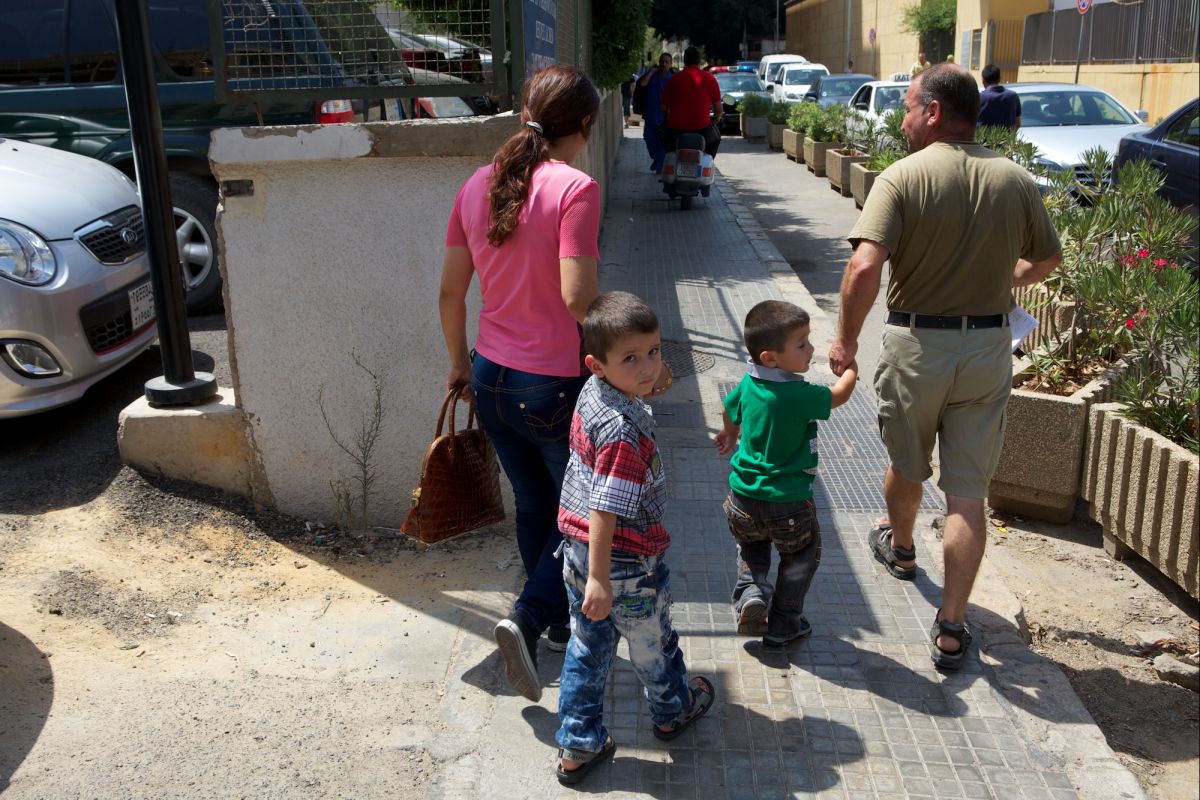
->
xmin=758 ymin=54 xmax=808 ymax=90
xmin=775 ymin=64 xmax=830 ymax=103
xmin=1009 ymin=83 xmax=1149 ymax=189
xmin=845 ymin=80 xmax=909 ymax=146
xmin=0 ymin=140 xmax=156 ymax=418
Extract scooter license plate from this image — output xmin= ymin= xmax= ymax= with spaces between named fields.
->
xmin=680 ymin=164 xmax=702 ymax=178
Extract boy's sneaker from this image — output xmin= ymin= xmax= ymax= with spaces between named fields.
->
xmin=546 ymin=625 xmax=571 ymax=653
xmin=736 ymin=598 xmax=769 ymax=636
xmin=763 ymin=617 xmax=812 ymax=648
xmin=494 ymin=611 xmax=541 ymax=702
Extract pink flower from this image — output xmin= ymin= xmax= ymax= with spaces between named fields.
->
xmin=1125 ymin=318 xmax=1135 ymax=329
xmin=1154 ymin=258 xmax=1167 ymax=267
xmin=1122 ymin=255 xmax=1138 ymax=267
xmin=1137 ymin=248 xmax=1150 ymax=258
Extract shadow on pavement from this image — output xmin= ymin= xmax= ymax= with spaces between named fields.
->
xmin=0 ymin=621 xmax=53 ymax=792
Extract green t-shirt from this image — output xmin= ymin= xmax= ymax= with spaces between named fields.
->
xmin=724 ymin=371 xmax=833 ymax=501
xmin=848 ymin=141 xmax=1060 ymax=316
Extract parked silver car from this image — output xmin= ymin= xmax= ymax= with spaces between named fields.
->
xmin=1 ymin=140 xmax=156 ymax=418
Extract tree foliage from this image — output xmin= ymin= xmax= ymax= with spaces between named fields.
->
xmin=900 ymin=0 xmax=956 ymax=39
xmin=651 ymin=0 xmax=778 ymax=63
xmin=592 ymin=0 xmax=653 ymax=88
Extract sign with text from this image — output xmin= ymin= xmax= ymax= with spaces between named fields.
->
xmin=524 ymin=0 xmax=556 ymax=80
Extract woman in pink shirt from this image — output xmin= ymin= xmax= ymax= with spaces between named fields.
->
xmin=439 ymin=66 xmax=601 ymax=704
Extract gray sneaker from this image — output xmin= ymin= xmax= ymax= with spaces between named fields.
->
xmin=494 ymin=612 xmax=541 ymax=702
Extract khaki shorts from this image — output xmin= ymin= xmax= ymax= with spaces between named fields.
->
xmin=873 ymin=324 xmax=1012 ymax=498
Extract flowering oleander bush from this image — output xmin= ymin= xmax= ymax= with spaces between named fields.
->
xmin=1031 ymin=148 xmax=1198 ymax=450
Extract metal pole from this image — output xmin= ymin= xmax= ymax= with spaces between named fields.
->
xmin=845 ymin=0 xmax=851 ymax=70
xmin=775 ymin=0 xmax=780 ymax=53
xmin=1073 ymin=12 xmax=1085 ymax=83
xmin=113 ymin=0 xmax=216 ymax=406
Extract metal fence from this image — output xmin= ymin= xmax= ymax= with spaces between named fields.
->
xmin=1022 ymin=0 xmax=1200 ymax=65
xmin=208 ymin=0 xmax=591 ymax=106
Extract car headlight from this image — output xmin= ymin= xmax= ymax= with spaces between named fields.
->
xmin=0 ymin=220 xmax=57 ymax=286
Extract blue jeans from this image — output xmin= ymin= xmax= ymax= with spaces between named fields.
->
xmin=556 ymin=537 xmax=691 ymax=754
xmin=643 ymin=118 xmax=666 ymax=172
xmin=724 ymin=492 xmax=822 ymax=640
xmin=471 ymin=353 xmax=585 ymax=633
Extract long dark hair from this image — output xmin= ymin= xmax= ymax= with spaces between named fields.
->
xmin=487 ymin=66 xmax=600 ymax=247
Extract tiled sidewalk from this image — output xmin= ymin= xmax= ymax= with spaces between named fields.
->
xmin=526 ymin=131 xmax=1141 ymax=800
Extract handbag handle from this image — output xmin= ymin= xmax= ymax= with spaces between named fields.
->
xmin=433 ymin=386 xmax=480 ymax=452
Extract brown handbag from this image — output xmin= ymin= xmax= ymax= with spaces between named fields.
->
xmin=400 ymin=386 xmax=505 ymax=544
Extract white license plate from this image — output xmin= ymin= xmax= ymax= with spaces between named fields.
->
xmin=128 ymin=282 xmax=155 ymax=330
xmin=681 ymin=164 xmax=701 ymax=178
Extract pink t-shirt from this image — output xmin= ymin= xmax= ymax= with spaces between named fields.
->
xmin=446 ymin=161 xmax=601 ymax=377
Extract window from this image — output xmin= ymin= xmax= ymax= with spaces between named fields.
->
xmin=851 ymin=86 xmax=870 ymax=108
xmin=66 ymin=0 xmax=119 ymax=84
xmin=970 ymin=29 xmax=983 ymax=70
xmin=0 ymin=1 xmax=68 ymax=86
xmin=149 ymin=0 xmax=214 ymax=80
xmin=1164 ymin=107 xmax=1200 ymax=148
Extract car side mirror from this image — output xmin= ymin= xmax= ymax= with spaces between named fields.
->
xmin=766 ymin=85 xmax=773 ymax=92
xmin=1135 ymin=109 xmax=1149 ymax=123
xmin=805 ymin=93 xmax=817 ymax=102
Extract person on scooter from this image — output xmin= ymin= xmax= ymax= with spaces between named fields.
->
xmin=660 ymin=46 xmax=723 ymax=160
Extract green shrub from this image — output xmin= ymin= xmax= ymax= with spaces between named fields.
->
xmin=589 ymin=0 xmax=652 ymax=89
xmin=787 ymin=102 xmax=818 ymax=133
xmin=868 ymin=148 xmax=905 ymax=171
xmin=767 ymin=101 xmax=790 ymax=125
xmin=737 ymin=93 xmax=771 ymax=118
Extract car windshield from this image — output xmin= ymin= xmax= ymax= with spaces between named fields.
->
xmin=766 ymin=62 xmax=801 ymax=82
xmin=1016 ymin=90 xmax=1137 ymax=127
xmin=820 ymin=77 xmax=866 ymax=97
xmin=718 ymin=74 xmax=764 ymax=92
xmin=783 ymin=68 xmax=826 ymax=86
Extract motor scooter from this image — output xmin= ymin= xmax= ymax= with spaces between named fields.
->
xmin=661 ymin=131 xmax=714 ymax=210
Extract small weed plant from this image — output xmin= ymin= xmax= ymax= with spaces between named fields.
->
xmin=318 ymin=354 xmax=387 ymax=530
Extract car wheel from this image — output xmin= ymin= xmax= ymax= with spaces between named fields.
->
xmin=169 ymin=175 xmax=222 ymax=315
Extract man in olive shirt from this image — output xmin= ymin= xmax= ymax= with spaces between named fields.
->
xmin=827 ymin=64 xmax=1061 ymax=670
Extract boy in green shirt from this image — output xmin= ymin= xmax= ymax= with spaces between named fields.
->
xmin=715 ymin=301 xmax=858 ymax=646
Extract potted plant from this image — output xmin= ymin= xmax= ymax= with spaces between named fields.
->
xmin=850 ymin=108 xmax=905 ymax=209
xmin=738 ymin=93 xmax=770 ymax=142
xmin=825 ymin=105 xmax=869 ymax=196
xmin=801 ymin=105 xmax=840 ymax=178
xmin=785 ymin=103 xmax=818 ymax=164
xmin=766 ymin=101 xmax=789 ymax=151
xmin=989 ymin=152 xmax=1198 ymax=524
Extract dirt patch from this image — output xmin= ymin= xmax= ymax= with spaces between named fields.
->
xmin=34 ymin=567 xmax=201 ymax=641
xmin=983 ymin=507 xmax=1200 ymax=800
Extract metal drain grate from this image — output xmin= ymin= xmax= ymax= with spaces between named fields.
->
xmin=717 ymin=380 xmax=943 ymax=513
xmin=662 ymin=341 xmax=716 ymax=378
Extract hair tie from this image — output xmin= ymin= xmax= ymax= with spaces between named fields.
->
xmin=525 ymin=120 xmax=544 ymax=134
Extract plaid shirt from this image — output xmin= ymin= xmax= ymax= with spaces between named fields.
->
xmin=558 ymin=376 xmax=670 ymax=556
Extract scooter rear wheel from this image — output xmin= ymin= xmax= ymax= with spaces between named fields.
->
xmin=680 ymin=195 xmax=693 ymax=210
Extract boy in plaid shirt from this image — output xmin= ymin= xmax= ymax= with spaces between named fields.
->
xmin=553 ymin=292 xmax=715 ymax=786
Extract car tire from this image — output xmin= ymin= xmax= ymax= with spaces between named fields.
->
xmin=169 ymin=175 xmax=222 ymax=315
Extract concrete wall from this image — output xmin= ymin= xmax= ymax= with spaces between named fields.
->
xmin=786 ymin=0 xmax=921 ymax=80
xmin=1017 ymin=63 xmax=1200 ymax=123
xmin=209 ymin=92 xmax=622 ymax=525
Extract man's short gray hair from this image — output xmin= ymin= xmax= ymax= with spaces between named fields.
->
xmin=915 ymin=64 xmax=980 ymax=128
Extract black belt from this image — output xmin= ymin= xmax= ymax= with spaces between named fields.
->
xmin=887 ymin=311 xmax=1008 ymax=329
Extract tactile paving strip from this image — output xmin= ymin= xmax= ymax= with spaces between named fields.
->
xmin=718 ymin=380 xmax=943 ymax=513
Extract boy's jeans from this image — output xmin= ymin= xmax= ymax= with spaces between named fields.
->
xmin=471 ymin=353 xmax=586 ymax=634
xmin=723 ymin=492 xmax=822 ymax=640
xmin=556 ymin=537 xmax=691 ymax=754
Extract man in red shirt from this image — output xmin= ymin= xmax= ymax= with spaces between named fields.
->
xmin=660 ymin=46 xmax=724 ymax=157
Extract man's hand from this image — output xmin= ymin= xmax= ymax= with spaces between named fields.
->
xmin=828 ymin=338 xmax=859 ymax=377
xmin=581 ymin=576 xmax=612 ymax=621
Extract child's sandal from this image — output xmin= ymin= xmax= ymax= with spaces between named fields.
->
xmin=555 ymin=737 xmax=616 ymax=786
xmin=653 ymin=676 xmax=716 ymax=741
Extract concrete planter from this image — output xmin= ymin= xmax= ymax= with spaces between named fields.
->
xmin=803 ymin=139 xmax=839 ymax=177
xmin=850 ymin=162 xmax=878 ymax=209
xmin=1084 ymin=403 xmax=1199 ymax=598
xmin=783 ymin=128 xmax=803 ymax=161
xmin=741 ymin=115 xmax=768 ymax=142
xmin=767 ymin=122 xmax=786 ymax=150
xmin=989 ymin=359 xmax=1129 ymax=523
xmin=826 ymin=148 xmax=869 ymax=197
xmin=1012 ymin=285 xmax=1077 ymax=355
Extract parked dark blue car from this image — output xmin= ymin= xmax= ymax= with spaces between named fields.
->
xmin=1115 ymin=98 xmax=1199 ymax=211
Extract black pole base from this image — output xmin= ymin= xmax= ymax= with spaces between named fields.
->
xmin=144 ymin=372 xmax=219 ymax=407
